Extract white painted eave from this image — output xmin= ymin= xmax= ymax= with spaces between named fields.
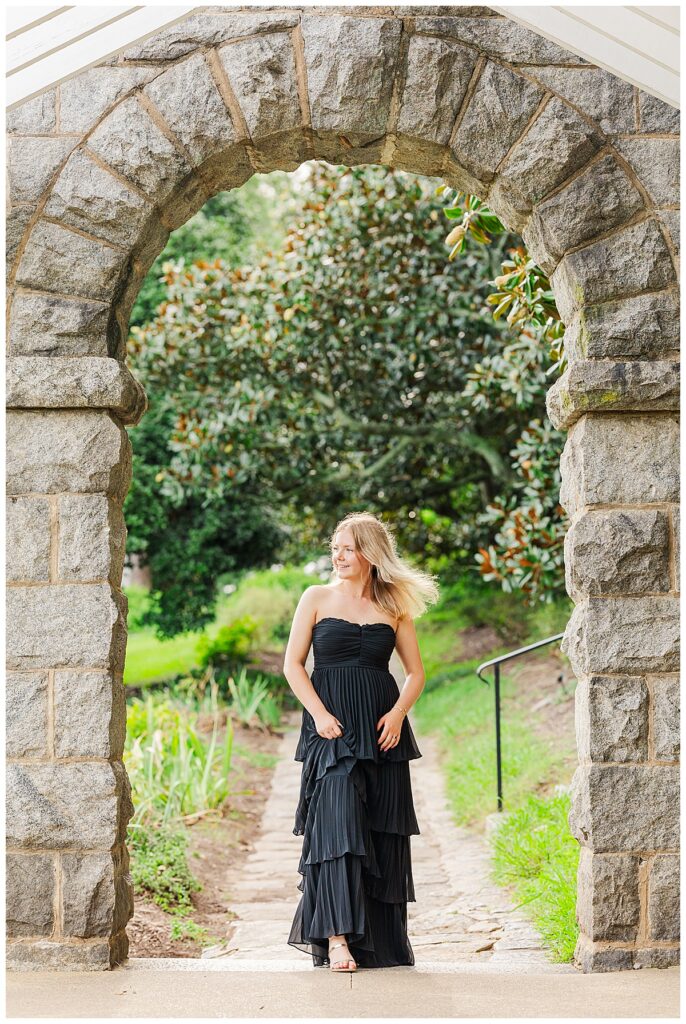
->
xmin=5 ymin=4 xmax=681 ymax=111
xmin=492 ymin=5 xmax=680 ymax=107
xmin=6 ymin=6 xmax=198 ymax=109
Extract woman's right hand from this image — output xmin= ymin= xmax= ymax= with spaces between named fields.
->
xmin=314 ymin=710 xmax=344 ymax=740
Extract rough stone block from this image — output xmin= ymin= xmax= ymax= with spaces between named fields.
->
xmin=122 ymin=10 xmax=300 ymax=60
xmin=659 ymin=210 xmax=679 ymax=259
xmin=6 ymin=495 xmax=51 ymax=582
xmin=57 ymin=494 xmax=126 ymax=584
xmin=547 ymin=360 xmax=679 ymax=430
xmin=575 ymin=675 xmax=648 ymax=763
xmin=573 ymin=935 xmax=635 ymax=972
xmin=525 ymin=66 xmax=635 ymax=135
xmin=8 ymin=293 xmax=111 ymax=358
xmin=43 ymin=150 xmax=153 ymax=250
xmin=111 ymin=843 xmax=134 ymax=934
xmin=413 ymin=15 xmax=584 ymax=64
xmin=638 ymin=91 xmax=680 ymax=134
xmin=7 ymin=356 xmax=147 ymax=426
xmin=562 ymin=597 xmax=679 ymax=677
xmin=6 ymin=90 xmax=56 ymax=133
xmin=551 ymin=218 xmax=675 ymax=320
xmin=6 ymin=853 xmax=55 ymax=937
xmin=15 ymin=220 xmax=127 ymax=303
xmin=144 ymin=51 xmax=236 ymax=165
xmin=633 ymin=947 xmax=680 ymax=969
xmin=88 ymin=96 xmax=192 ymax=202
xmin=396 ymin=35 xmax=477 ymax=144
xmin=193 ymin=139 xmax=253 ymax=199
xmin=565 ymin=509 xmax=670 ymax=597
xmin=6 ymin=584 xmax=128 ymax=672
xmin=568 ymin=763 xmax=679 ymax=851
xmin=6 ymin=761 xmax=133 ymax=850
xmin=524 ymin=154 xmax=644 ymax=271
xmin=672 ymin=510 xmax=680 ymax=593
xmin=489 ymin=97 xmax=602 ymax=233
xmin=7 ymin=206 xmax=33 ymax=276
xmin=615 ymin=138 xmax=680 ymax=209
xmin=7 ymin=409 xmax=132 ymax=499
xmin=576 ymin=848 xmax=640 ymax=941
xmin=452 ymin=60 xmax=544 ymax=185
xmin=6 ymin=672 xmax=49 ymax=759
xmin=559 ymin=413 xmax=679 ymax=514
xmin=7 ymin=137 xmax=77 ymax=206
xmin=648 ymin=854 xmax=680 ymax=940
xmin=54 ymin=670 xmax=126 ymax=759
xmin=303 ymin=16 xmax=402 ymax=143
xmin=219 ymin=33 xmax=301 ymax=142
xmin=62 ymin=852 xmax=117 ymax=938
xmin=562 ymin=291 xmax=680 ymax=362
xmin=652 ymin=677 xmax=680 ymax=762
xmin=6 ymin=939 xmax=112 ymax=971
xmin=59 ymin=66 xmax=159 ymax=134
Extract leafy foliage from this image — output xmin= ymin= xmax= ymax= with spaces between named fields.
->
xmin=439 ymin=188 xmax=568 ymax=601
xmin=129 ymin=177 xmax=295 ymax=328
xmin=128 ymin=165 xmax=532 ymax=600
xmin=475 ymin=420 xmax=566 ymax=598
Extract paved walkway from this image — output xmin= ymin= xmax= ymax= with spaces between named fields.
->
xmin=206 ymin=717 xmax=574 ymax=971
xmin=203 ymin=636 xmax=574 ymax=971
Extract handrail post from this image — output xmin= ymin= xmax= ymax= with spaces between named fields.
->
xmin=476 ymin=631 xmax=564 ymax=815
xmin=495 ymin=662 xmax=503 ymax=812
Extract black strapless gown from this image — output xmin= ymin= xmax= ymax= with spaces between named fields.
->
xmin=287 ymin=616 xmax=422 ymax=968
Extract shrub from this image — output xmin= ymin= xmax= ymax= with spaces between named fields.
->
xmin=196 ymin=616 xmax=257 ymax=681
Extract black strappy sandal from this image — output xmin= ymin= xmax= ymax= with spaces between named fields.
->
xmin=328 ymin=939 xmax=357 ymax=972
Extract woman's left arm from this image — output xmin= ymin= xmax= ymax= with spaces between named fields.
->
xmin=376 ymin=617 xmax=426 ymax=751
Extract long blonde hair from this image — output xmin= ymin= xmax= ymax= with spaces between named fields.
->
xmin=328 ymin=511 xmax=440 ymax=622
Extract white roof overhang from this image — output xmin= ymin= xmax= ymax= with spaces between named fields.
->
xmin=5 ymin=4 xmax=681 ymax=111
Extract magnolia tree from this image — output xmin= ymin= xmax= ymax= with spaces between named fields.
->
xmin=126 ymin=164 xmax=564 ymax=634
xmin=438 ymin=189 xmax=567 ymax=599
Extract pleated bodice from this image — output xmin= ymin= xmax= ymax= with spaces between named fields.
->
xmin=294 ymin=616 xmax=423 ymax=768
xmin=312 ymin=616 xmax=396 ymax=669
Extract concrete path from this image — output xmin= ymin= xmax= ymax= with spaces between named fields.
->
xmin=7 ymin=961 xmax=680 ymax=1018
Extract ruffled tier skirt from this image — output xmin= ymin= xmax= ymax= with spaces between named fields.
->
xmin=287 ymin=664 xmax=422 ymax=969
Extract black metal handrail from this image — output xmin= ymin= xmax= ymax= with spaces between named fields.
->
xmin=476 ymin=632 xmax=565 ymax=813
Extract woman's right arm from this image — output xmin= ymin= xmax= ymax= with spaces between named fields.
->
xmin=283 ymin=586 xmax=343 ymax=739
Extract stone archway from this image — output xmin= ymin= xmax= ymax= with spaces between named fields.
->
xmin=6 ymin=6 xmax=680 ymax=973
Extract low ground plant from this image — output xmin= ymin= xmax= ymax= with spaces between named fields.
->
xmin=125 ymin=683 xmax=234 ymax=828
xmin=487 ymin=791 xmax=579 ymax=962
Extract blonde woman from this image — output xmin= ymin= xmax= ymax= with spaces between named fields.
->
xmin=285 ymin=511 xmax=439 ymax=971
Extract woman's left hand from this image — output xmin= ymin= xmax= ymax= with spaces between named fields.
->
xmin=376 ymin=708 xmax=405 ymax=751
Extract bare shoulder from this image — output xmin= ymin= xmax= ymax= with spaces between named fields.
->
xmin=297 ymin=583 xmax=326 ymax=612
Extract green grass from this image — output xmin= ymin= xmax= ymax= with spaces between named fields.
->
xmin=411 ymin=578 xmax=579 ymax=962
xmin=123 ymin=628 xmax=205 ymax=686
xmin=123 ymin=565 xmax=313 ymax=687
xmin=487 ymin=791 xmax=580 ymax=962
xmin=412 ymin=657 xmax=571 ymax=826
xmin=125 ymin=687 xmax=235 ymax=828
xmin=123 ymin=584 xmax=206 ymax=686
